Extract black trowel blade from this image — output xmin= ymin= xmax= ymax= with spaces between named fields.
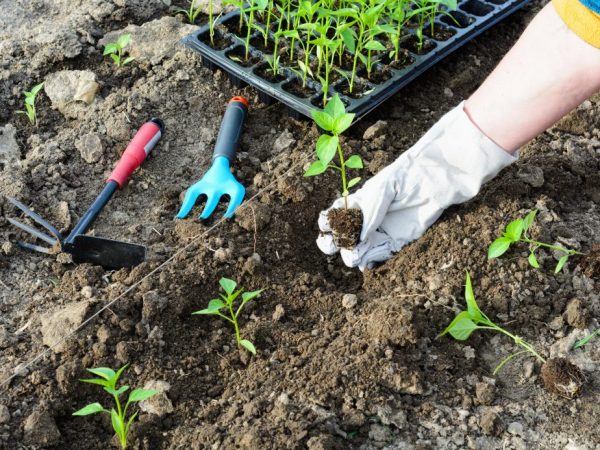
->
xmin=66 ymin=235 xmax=146 ymax=269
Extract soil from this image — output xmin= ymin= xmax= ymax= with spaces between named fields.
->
xmin=254 ymin=64 xmax=287 ymax=84
xmin=424 ymin=24 xmax=457 ymax=41
xmin=402 ymin=35 xmax=438 ymax=55
xmin=2 ymin=1 xmax=600 ymax=449
xmin=367 ymin=66 xmax=393 ymax=85
xmin=541 ymin=358 xmax=585 ymax=399
xmin=335 ymin=79 xmax=374 ymax=99
xmin=283 ymin=79 xmax=318 ymax=99
xmin=327 ymin=208 xmax=363 ymax=249
xmin=199 ymin=26 xmax=233 ymax=51
xmin=226 ymin=47 xmax=261 ymax=67
xmin=580 ymin=243 xmax=600 ymax=278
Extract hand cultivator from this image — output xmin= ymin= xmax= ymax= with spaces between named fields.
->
xmin=177 ymin=96 xmax=248 ymax=220
xmin=7 ymin=118 xmax=164 ymax=269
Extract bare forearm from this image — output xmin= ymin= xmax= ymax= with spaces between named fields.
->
xmin=465 ymin=3 xmax=600 ymax=154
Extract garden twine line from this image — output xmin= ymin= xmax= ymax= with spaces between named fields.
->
xmin=1 ymin=154 xmax=310 ymax=388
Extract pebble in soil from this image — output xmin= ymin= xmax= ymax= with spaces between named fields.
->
xmin=541 ymin=357 xmax=585 ymax=399
xmin=327 ymin=207 xmax=363 ymax=249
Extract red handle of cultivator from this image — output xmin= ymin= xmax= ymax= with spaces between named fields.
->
xmin=108 ymin=118 xmax=164 ymax=188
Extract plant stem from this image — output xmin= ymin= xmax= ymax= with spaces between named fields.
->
xmin=228 ymin=303 xmax=241 ymax=346
xmin=209 ymin=0 xmax=214 ymax=45
xmin=521 ymin=238 xmax=584 ymax=256
xmin=336 ymin=139 xmax=348 ymax=210
xmin=477 ymin=324 xmax=546 ymax=363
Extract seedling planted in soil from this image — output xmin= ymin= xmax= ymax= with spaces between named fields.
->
xmin=193 ymin=277 xmax=264 ymax=355
xmin=73 ymin=365 xmax=158 ymax=449
xmin=441 ymin=272 xmax=584 ymax=398
xmin=573 ymin=327 xmax=600 ymax=349
xmin=104 ymin=34 xmax=135 ymax=67
xmin=174 ymin=0 xmax=204 ymax=25
xmin=304 ymin=94 xmax=363 ymax=248
xmin=16 ymin=82 xmax=44 ymax=126
xmin=488 ymin=209 xmax=583 ymax=273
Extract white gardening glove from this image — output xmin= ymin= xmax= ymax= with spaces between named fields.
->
xmin=318 ymin=101 xmax=518 ymax=270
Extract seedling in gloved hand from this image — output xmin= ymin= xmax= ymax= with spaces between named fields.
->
xmin=73 ymin=365 xmax=158 ymax=449
xmin=193 ymin=277 xmax=264 ymax=355
xmin=16 ymin=82 xmax=44 ymax=126
xmin=304 ymin=94 xmax=363 ymax=248
xmin=441 ymin=272 xmax=584 ymax=398
xmin=104 ymin=34 xmax=135 ymax=67
xmin=488 ymin=209 xmax=583 ymax=273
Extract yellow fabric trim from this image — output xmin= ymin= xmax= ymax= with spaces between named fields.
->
xmin=553 ymin=0 xmax=600 ymax=48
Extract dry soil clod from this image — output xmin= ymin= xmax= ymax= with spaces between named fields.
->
xmin=327 ymin=207 xmax=362 ymax=249
xmin=541 ymin=357 xmax=585 ymax=399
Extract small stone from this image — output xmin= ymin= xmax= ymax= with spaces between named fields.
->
xmin=507 ymin=421 xmax=524 ymax=436
xmin=272 ymin=130 xmax=295 ymax=154
xmin=214 ymin=248 xmax=229 ymax=262
xmin=276 ymin=393 xmax=290 ymax=405
xmin=115 ymin=341 xmax=130 ymax=362
xmin=443 ymin=87 xmax=454 ymax=98
xmin=479 ymin=408 xmax=500 ymax=435
xmin=363 ymin=120 xmax=387 ymax=140
xmin=81 ymin=286 xmax=93 ymax=299
xmin=235 ymin=203 xmax=271 ymax=232
xmin=517 ymin=165 xmax=544 ymax=188
xmin=96 ymin=324 xmax=112 ymax=344
xmin=272 ymin=304 xmax=285 ymax=321
xmin=76 ymin=133 xmax=104 ymax=164
xmin=138 ymin=380 xmax=174 ymax=416
xmin=0 ymin=405 xmax=10 ymax=424
xmin=23 ymin=410 xmax=61 ymax=446
xmin=142 ymin=290 xmax=167 ymax=325
xmin=342 ymin=293 xmax=358 ymax=309
xmin=1 ymin=241 xmax=15 ymax=256
xmin=475 ymin=382 xmax=496 ymax=405
xmin=40 ymin=302 xmax=90 ymax=352
xmin=564 ymin=298 xmax=589 ymax=330
xmin=44 ymin=70 xmax=100 ymax=117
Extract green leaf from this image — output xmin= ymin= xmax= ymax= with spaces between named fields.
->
xmin=311 ymin=110 xmax=334 ymax=132
xmin=29 ymin=82 xmax=44 ymax=96
xmin=340 ymin=28 xmax=356 ymax=54
xmin=304 ymin=160 xmax=327 ymax=177
xmin=573 ymin=327 xmax=600 ymax=349
xmin=364 ymin=40 xmax=386 ymax=51
xmin=523 ymin=209 xmax=538 ymax=234
xmin=73 ymin=403 xmax=106 ymax=416
xmin=104 ymin=385 xmax=129 ymax=397
xmin=114 ymin=364 xmax=129 ymax=384
xmin=219 ymin=277 xmax=237 ymax=295
xmin=504 ymin=218 xmax=524 ymax=242
xmin=128 ymin=388 xmax=159 ymax=403
xmin=80 ymin=378 xmax=110 ymax=387
xmin=241 ymin=289 xmax=263 ymax=304
xmin=103 ymin=43 xmax=118 ymax=55
xmin=555 ymin=255 xmax=569 ymax=273
xmin=442 ymin=312 xmax=478 ymax=341
xmin=122 ymin=56 xmax=135 ymax=66
xmin=117 ymin=34 xmax=131 ymax=48
xmin=528 ymin=252 xmax=539 ymax=268
xmin=334 ymin=113 xmax=355 ymax=134
xmin=345 ymin=155 xmax=363 ymax=169
xmin=111 ymin=409 xmax=125 ymax=441
xmin=347 ymin=177 xmax=361 ymax=189
xmin=464 ymin=272 xmax=483 ymax=322
xmin=323 ymin=94 xmax=346 ymax=121
xmin=87 ymin=367 xmax=116 ymax=380
xmin=110 ymin=54 xmax=120 ymax=64
xmin=487 ymin=237 xmax=511 ymax=259
xmin=240 ymin=339 xmax=256 ymax=355
xmin=316 ymin=134 xmax=338 ymax=166
xmin=193 ymin=298 xmax=226 ymax=315
xmin=125 ymin=411 xmax=139 ymax=436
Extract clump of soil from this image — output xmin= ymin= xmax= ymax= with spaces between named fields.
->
xmin=199 ymin=25 xmax=233 ymax=50
xmin=283 ymin=79 xmax=317 ymax=98
xmin=580 ymin=243 xmax=600 ymax=278
xmin=254 ymin=64 xmax=286 ymax=83
xmin=335 ymin=78 xmax=373 ymax=99
xmin=226 ymin=47 xmax=260 ymax=67
xmin=402 ymin=35 xmax=437 ymax=55
xmin=367 ymin=66 xmax=393 ymax=84
xmin=327 ymin=207 xmax=363 ymax=249
xmin=541 ymin=358 xmax=585 ymax=399
xmin=423 ymin=24 xmax=457 ymax=41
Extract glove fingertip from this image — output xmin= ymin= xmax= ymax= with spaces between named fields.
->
xmin=316 ymin=234 xmax=338 ymax=255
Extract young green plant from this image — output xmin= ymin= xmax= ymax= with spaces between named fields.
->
xmin=73 ymin=365 xmax=158 ymax=450
xmin=488 ymin=209 xmax=583 ymax=273
xmin=304 ymin=94 xmax=363 ymax=209
xmin=193 ymin=277 xmax=263 ymax=355
xmin=103 ymin=34 xmax=135 ymax=67
xmin=16 ymin=82 xmax=44 ymax=126
xmin=173 ymin=0 xmax=203 ymax=24
xmin=573 ymin=327 xmax=600 ymax=349
xmin=440 ymin=272 xmax=546 ymax=375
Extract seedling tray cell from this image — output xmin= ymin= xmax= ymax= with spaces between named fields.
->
xmin=183 ymin=0 xmax=528 ymax=121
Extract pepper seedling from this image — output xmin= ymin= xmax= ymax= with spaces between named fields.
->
xmin=193 ymin=277 xmax=264 ymax=355
xmin=488 ymin=209 xmax=583 ymax=273
xmin=573 ymin=327 xmax=600 ymax=349
xmin=304 ymin=94 xmax=363 ymax=209
xmin=73 ymin=365 xmax=158 ymax=450
xmin=440 ymin=272 xmax=546 ymax=375
xmin=16 ymin=82 xmax=44 ymax=127
xmin=173 ymin=0 xmax=203 ymax=24
xmin=103 ymin=34 xmax=135 ymax=67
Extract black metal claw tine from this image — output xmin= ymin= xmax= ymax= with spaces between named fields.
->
xmin=7 ymin=218 xmax=59 ymax=246
xmin=7 ymin=197 xmax=63 ymax=242
xmin=16 ymin=240 xmax=55 ymax=255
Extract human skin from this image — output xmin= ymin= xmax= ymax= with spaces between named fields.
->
xmin=464 ymin=3 xmax=600 ymax=154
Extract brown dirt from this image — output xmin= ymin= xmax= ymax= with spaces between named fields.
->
xmin=2 ymin=1 xmax=600 ymax=449
xmin=541 ymin=358 xmax=585 ymax=399
xmin=327 ymin=207 xmax=363 ymax=249
xmin=580 ymin=243 xmax=600 ymax=278
xmin=424 ymin=24 xmax=457 ymax=41
xmin=283 ymin=79 xmax=317 ymax=99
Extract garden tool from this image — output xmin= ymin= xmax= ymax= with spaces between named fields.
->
xmin=6 ymin=118 xmax=164 ymax=269
xmin=176 ymin=96 xmax=248 ymax=220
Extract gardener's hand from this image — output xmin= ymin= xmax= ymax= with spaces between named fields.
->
xmin=317 ymin=102 xmax=517 ymax=270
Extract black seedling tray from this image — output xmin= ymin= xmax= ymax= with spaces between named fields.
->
xmin=183 ymin=0 xmax=528 ymax=121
